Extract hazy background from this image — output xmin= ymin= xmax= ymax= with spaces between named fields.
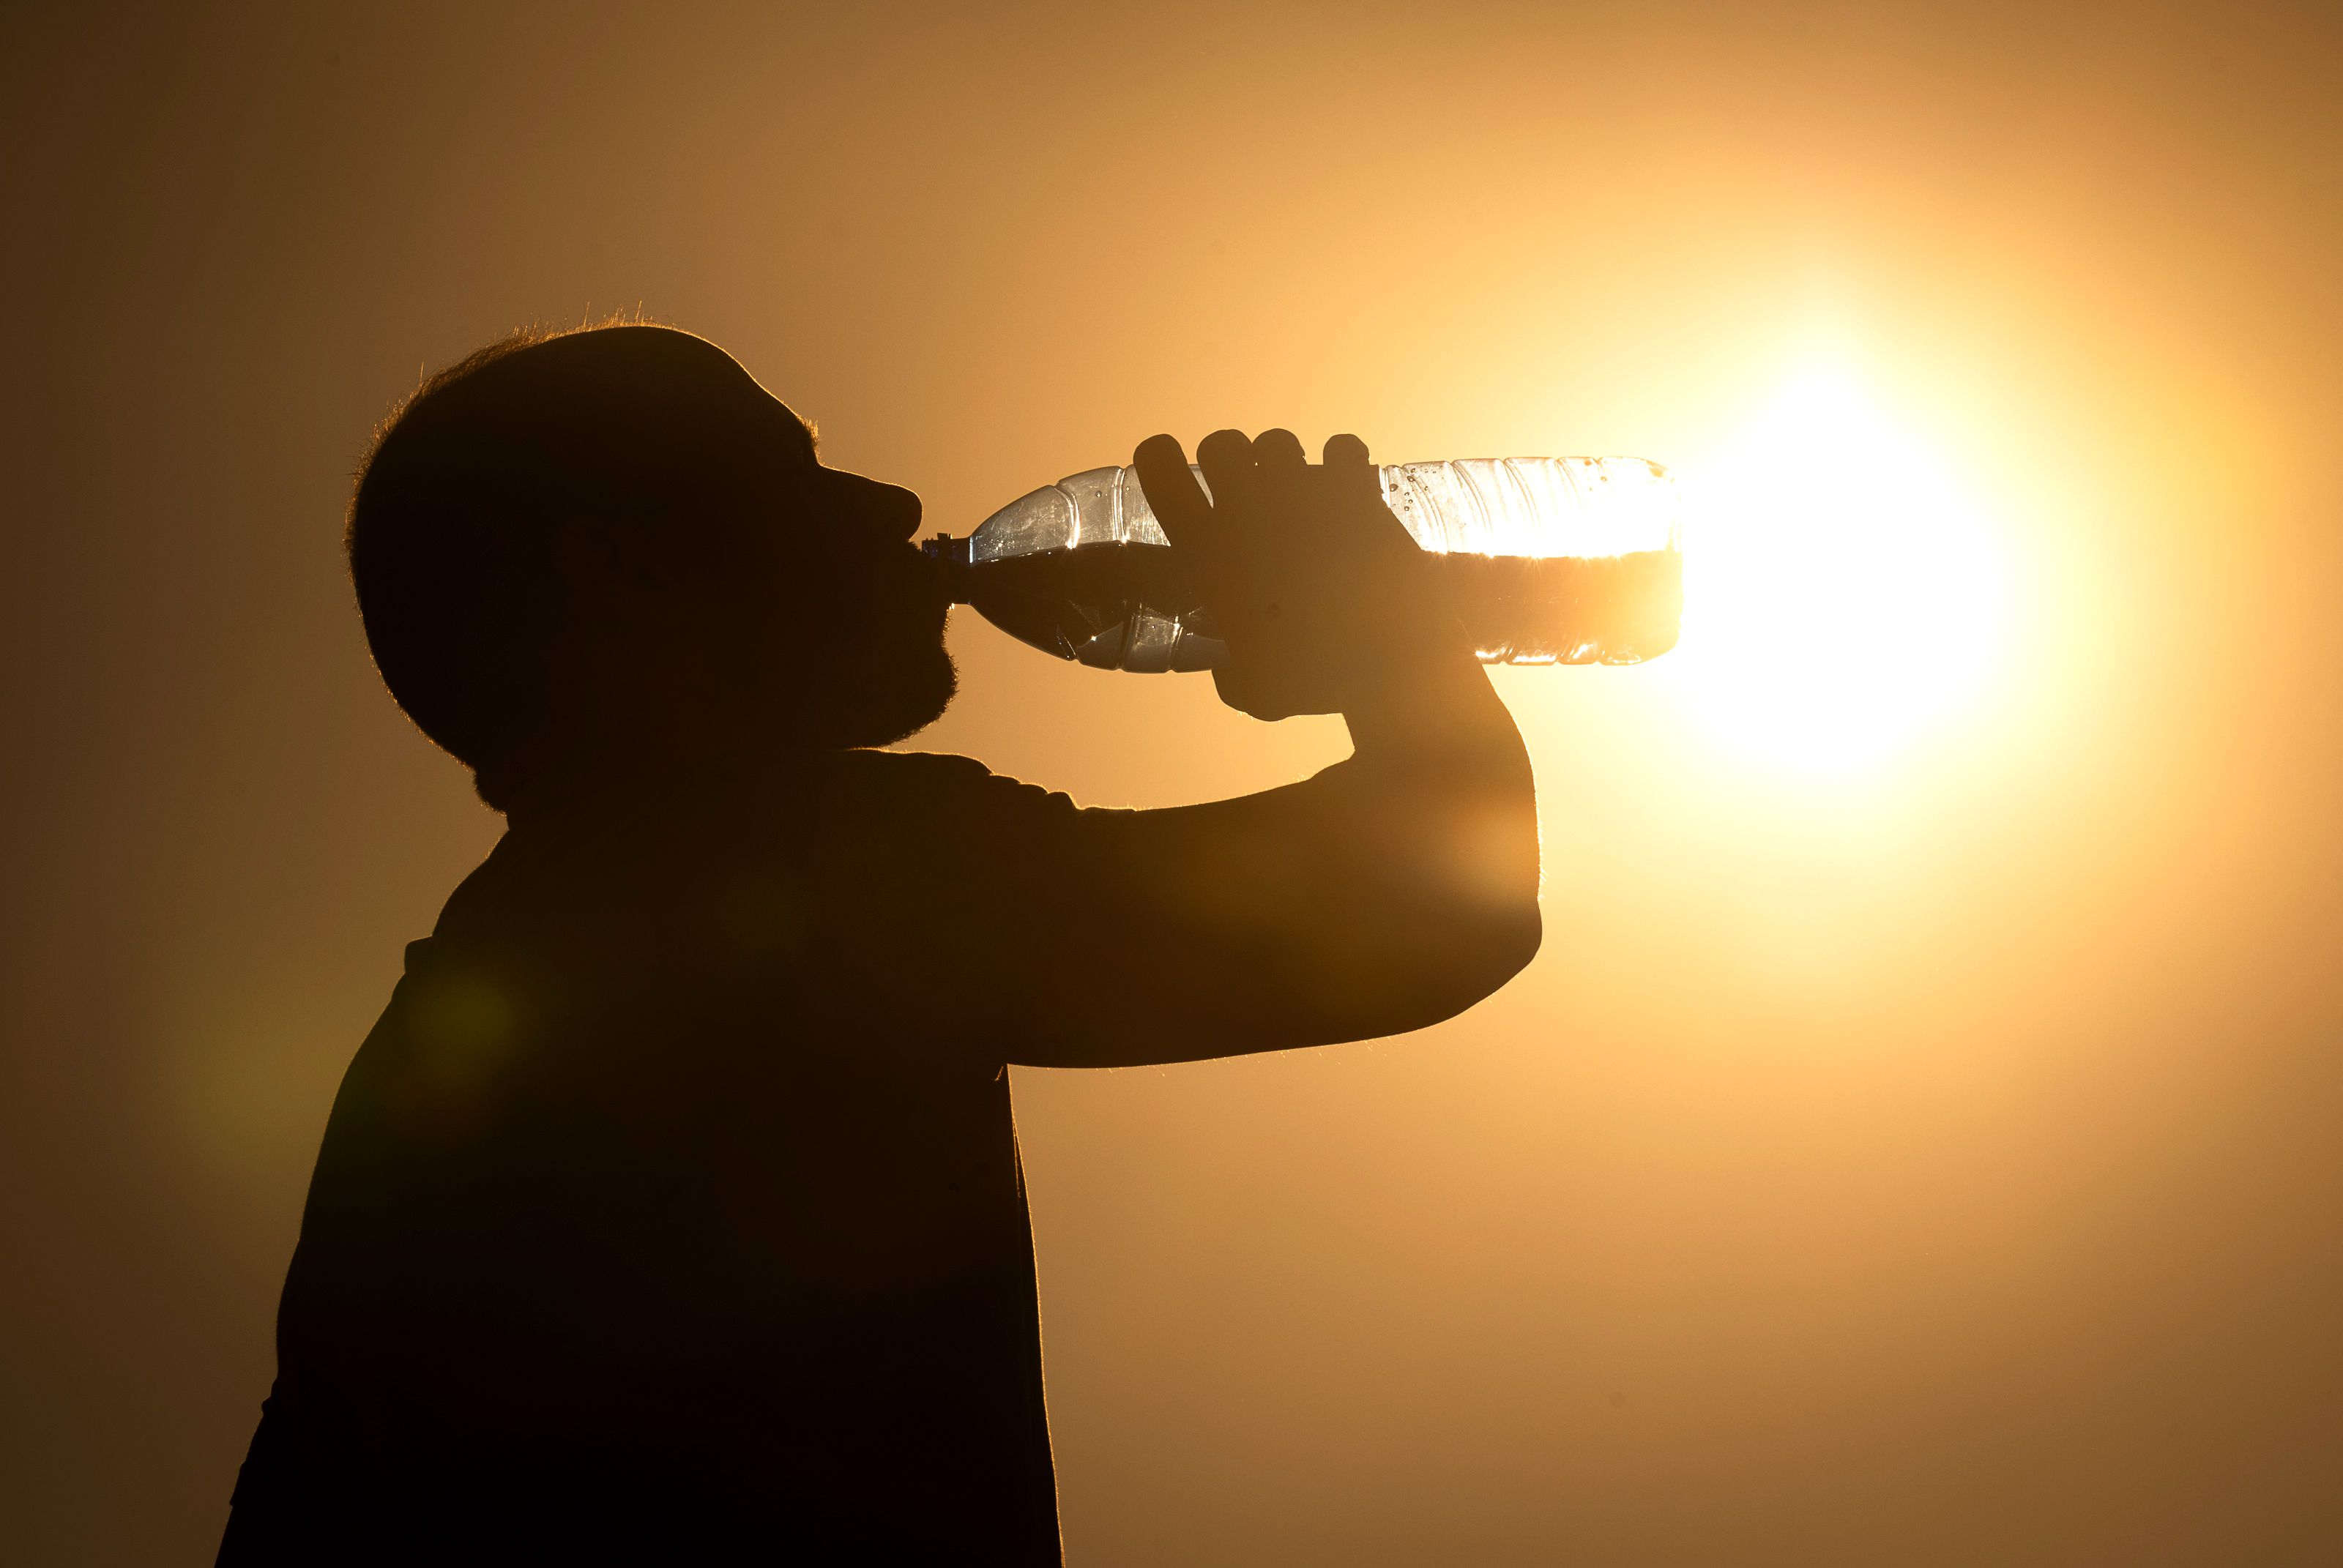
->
xmin=6 ymin=1 xmax=2339 ymax=1561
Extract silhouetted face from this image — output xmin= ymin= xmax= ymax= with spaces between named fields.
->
xmin=581 ymin=330 xmax=955 ymax=753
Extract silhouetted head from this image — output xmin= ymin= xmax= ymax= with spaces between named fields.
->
xmin=349 ymin=325 xmax=951 ymax=814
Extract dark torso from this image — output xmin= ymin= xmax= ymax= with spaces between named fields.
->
xmin=224 ymin=752 xmax=1062 ymax=1565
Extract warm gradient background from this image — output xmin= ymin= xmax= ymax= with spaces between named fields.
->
xmin=7 ymin=2 xmax=2339 ymax=1561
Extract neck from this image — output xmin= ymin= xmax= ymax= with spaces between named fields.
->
xmin=494 ymin=723 xmax=834 ymax=827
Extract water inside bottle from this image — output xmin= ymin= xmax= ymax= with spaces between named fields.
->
xmin=956 ymin=542 xmax=1681 ymax=671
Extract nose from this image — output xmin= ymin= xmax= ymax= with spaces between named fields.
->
xmin=829 ymin=469 xmax=923 ymax=542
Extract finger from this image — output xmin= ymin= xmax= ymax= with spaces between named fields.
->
xmin=1322 ymin=432 xmax=1377 ymax=498
xmin=1252 ymin=428 xmax=1307 ymax=474
xmin=1134 ymin=433 xmax=1212 ymax=542
xmin=1194 ymin=428 xmax=1259 ymax=514
xmin=1321 ymin=431 xmax=1414 ymax=567
xmin=1247 ymin=428 xmax=1306 ymax=513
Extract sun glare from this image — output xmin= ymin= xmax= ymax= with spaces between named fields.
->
xmin=1664 ymin=367 xmax=2008 ymax=772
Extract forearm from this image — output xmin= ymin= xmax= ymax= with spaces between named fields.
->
xmin=1341 ymin=639 xmax=1530 ymax=776
xmin=1333 ymin=611 xmax=1541 ymax=875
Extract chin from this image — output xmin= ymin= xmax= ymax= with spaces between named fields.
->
xmin=841 ymin=645 xmax=958 ymax=749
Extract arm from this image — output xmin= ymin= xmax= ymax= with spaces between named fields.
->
xmin=966 ymin=429 xmax=1540 ymax=1069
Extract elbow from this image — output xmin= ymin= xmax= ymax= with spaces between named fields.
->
xmin=1504 ymin=897 xmax=1544 ymax=977
xmin=1398 ymin=897 xmax=1542 ymax=1028
xmin=1426 ymin=791 xmax=1542 ymax=1003
xmin=1470 ymin=897 xmax=1543 ymax=1000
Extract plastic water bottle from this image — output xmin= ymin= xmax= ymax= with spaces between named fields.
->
xmin=923 ymin=458 xmax=1682 ymax=673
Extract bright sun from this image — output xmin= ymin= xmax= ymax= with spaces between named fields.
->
xmin=1663 ymin=367 xmax=2008 ymax=772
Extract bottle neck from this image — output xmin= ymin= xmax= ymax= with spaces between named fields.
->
xmin=920 ymin=534 xmax=976 ymax=605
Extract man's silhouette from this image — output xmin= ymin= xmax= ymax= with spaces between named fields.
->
xmin=218 ymin=325 xmax=1540 ymax=1564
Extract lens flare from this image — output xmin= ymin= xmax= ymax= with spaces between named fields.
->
xmin=1665 ymin=367 xmax=2008 ymax=771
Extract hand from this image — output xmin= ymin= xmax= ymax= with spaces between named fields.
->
xmin=1133 ymin=429 xmax=1444 ymax=720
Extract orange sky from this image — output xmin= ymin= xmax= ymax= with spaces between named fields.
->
xmin=4 ymin=2 xmax=2339 ymax=1561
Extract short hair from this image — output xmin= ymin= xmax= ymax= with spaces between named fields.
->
xmin=346 ymin=323 xmax=769 ymax=810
